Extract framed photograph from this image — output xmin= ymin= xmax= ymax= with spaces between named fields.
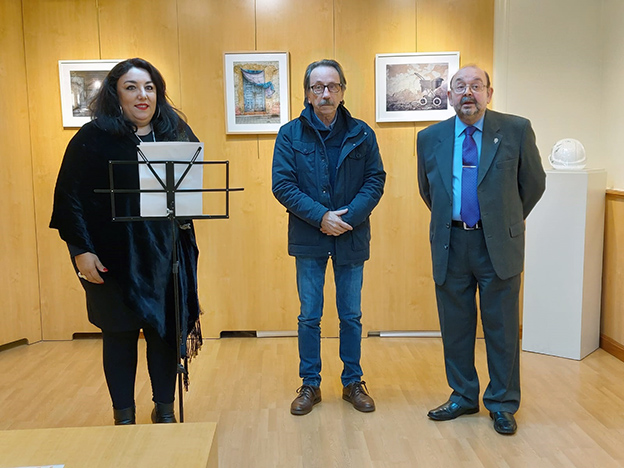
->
xmin=59 ymin=59 xmax=120 ymax=127
xmin=224 ymin=52 xmax=289 ymax=134
xmin=375 ymin=52 xmax=460 ymax=123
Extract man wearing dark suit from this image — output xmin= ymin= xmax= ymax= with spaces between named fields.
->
xmin=417 ymin=65 xmax=546 ymax=435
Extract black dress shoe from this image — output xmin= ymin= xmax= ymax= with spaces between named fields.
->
xmin=342 ymin=381 xmax=375 ymax=413
xmin=151 ymin=402 xmax=177 ymax=423
xmin=489 ymin=411 xmax=517 ymax=435
xmin=290 ymin=385 xmax=321 ymax=415
xmin=427 ymin=400 xmax=479 ymax=421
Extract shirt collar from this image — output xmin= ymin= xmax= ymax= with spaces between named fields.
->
xmin=310 ymin=105 xmax=338 ymax=130
xmin=454 ymin=113 xmax=485 ymax=138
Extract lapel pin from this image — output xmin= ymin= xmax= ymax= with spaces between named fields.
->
xmin=494 ymin=138 xmax=499 ymax=144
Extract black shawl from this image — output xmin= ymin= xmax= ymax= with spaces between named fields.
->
xmin=50 ymin=120 xmax=202 ymax=362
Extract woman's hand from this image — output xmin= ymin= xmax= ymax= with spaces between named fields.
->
xmin=75 ymin=252 xmax=107 ymax=284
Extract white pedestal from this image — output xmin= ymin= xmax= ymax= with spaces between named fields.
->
xmin=522 ymin=169 xmax=606 ymax=360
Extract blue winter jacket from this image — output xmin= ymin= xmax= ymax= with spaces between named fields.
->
xmin=272 ymin=104 xmax=386 ymax=265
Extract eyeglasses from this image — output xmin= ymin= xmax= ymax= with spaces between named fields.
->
xmin=309 ymin=83 xmax=343 ymax=95
xmin=452 ymin=83 xmax=487 ymax=94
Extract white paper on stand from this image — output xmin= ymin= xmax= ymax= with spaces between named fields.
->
xmin=137 ymin=142 xmax=204 ymax=217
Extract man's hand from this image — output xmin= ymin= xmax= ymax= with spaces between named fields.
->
xmin=75 ymin=252 xmax=107 ymax=284
xmin=320 ymin=208 xmax=353 ymax=236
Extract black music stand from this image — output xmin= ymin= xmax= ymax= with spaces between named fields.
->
xmin=96 ymin=144 xmax=243 ymax=422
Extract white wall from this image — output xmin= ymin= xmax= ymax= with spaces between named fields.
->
xmin=600 ymin=0 xmax=624 ymax=189
xmin=493 ymin=0 xmax=624 ymax=188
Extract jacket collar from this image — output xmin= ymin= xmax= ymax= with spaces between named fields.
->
xmin=432 ymin=117 xmax=456 ymax=200
xmin=300 ymin=103 xmax=362 ymax=136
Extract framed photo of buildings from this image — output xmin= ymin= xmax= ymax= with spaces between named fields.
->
xmin=224 ymin=52 xmax=289 ymax=134
xmin=58 ymin=59 xmax=120 ymax=127
xmin=375 ymin=52 xmax=460 ymax=123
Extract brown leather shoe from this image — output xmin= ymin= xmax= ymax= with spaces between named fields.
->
xmin=342 ymin=381 xmax=375 ymax=412
xmin=290 ymin=385 xmax=321 ymax=415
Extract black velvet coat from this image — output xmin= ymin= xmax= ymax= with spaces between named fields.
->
xmin=50 ymin=120 xmax=202 ymax=358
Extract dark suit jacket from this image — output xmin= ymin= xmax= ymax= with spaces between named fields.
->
xmin=417 ymin=109 xmax=546 ymax=285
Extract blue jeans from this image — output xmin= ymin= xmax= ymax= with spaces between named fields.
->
xmin=295 ymin=256 xmax=364 ymax=387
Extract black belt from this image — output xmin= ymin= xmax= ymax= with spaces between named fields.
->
xmin=452 ymin=220 xmax=482 ymax=230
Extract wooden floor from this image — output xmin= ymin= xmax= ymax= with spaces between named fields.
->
xmin=1 ymin=336 xmax=624 ymax=467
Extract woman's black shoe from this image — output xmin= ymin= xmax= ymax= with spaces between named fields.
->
xmin=151 ymin=402 xmax=177 ymax=423
xmin=113 ymin=406 xmax=136 ymax=425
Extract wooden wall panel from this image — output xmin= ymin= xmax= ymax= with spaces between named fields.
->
xmin=0 ymin=0 xmax=42 ymax=346
xmin=255 ymin=0 xmax=334 ymax=120
xmin=415 ymin=0 xmax=495 ymax=335
xmin=417 ymin=0 xmax=495 ymax=74
xmin=602 ymin=194 xmax=624 ymax=348
xmin=23 ymin=0 xmax=101 ymax=340
xmin=334 ymin=0 xmax=439 ymax=333
xmin=256 ymin=0 xmax=337 ymax=336
xmin=177 ymin=0 xmax=269 ymax=337
xmin=98 ymin=0 xmax=182 ymax=105
xmin=6 ymin=0 xmax=621 ymax=362
xmin=11 ymin=0 xmax=497 ymax=341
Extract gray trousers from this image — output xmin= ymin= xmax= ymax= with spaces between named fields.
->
xmin=434 ymin=226 xmax=521 ymax=414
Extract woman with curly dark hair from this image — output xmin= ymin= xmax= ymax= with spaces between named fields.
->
xmin=50 ymin=58 xmax=202 ymax=425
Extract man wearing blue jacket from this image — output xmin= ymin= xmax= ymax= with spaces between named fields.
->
xmin=272 ymin=59 xmax=386 ymax=416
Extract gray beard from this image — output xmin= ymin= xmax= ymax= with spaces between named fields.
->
xmin=458 ymin=104 xmax=481 ymax=119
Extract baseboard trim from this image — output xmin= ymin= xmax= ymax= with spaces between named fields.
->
xmin=600 ymin=334 xmax=624 ymax=362
xmin=376 ymin=331 xmax=442 ymax=338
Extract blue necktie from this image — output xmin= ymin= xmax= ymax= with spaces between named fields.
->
xmin=460 ymin=126 xmax=480 ymax=228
